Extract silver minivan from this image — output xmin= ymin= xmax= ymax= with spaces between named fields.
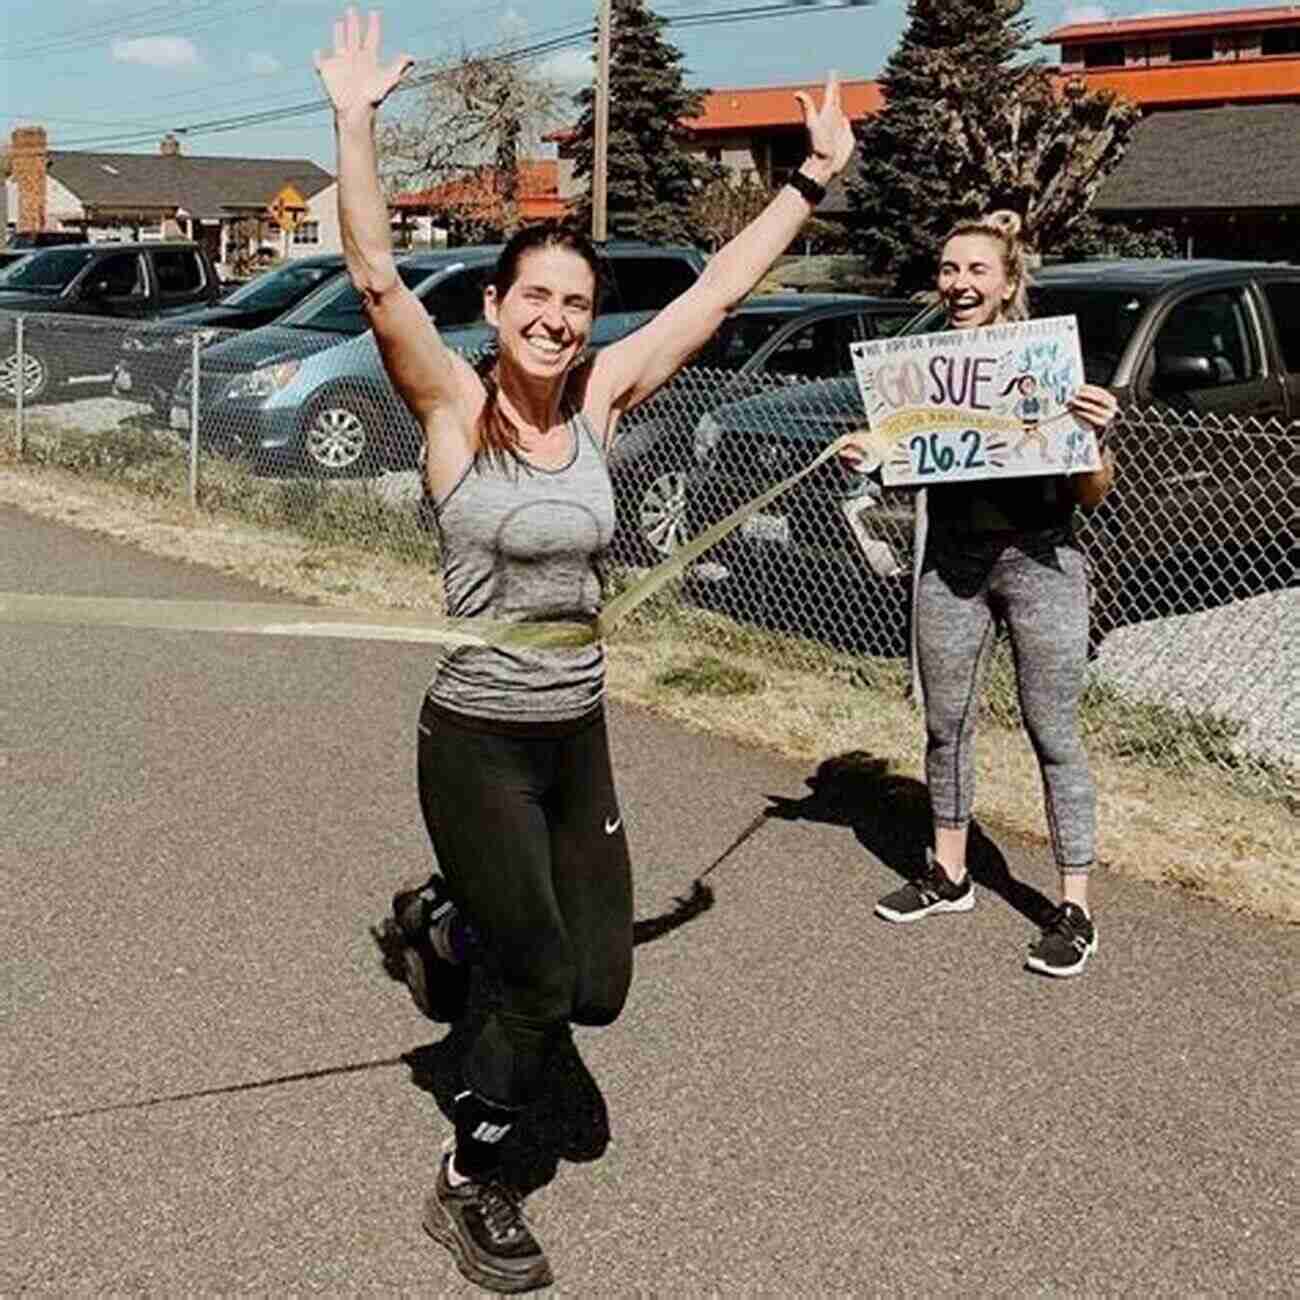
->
xmin=177 ymin=243 xmax=706 ymax=475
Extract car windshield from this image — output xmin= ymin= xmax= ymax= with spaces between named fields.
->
xmin=222 ymin=261 xmax=343 ymax=312
xmin=279 ymin=261 xmax=436 ymax=333
xmin=1029 ymin=287 xmax=1149 ymax=386
xmin=0 ymin=247 xmax=98 ymax=294
xmin=710 ymin=311 xmax=801 ymax=370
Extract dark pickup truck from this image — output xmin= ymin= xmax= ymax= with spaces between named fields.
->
xmin=0 ymin=241 xmax=221 ymax=404
xmin=686 ymin=259 xmax=1300 ymax=655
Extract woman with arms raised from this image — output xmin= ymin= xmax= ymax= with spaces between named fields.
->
xmin=316 ymin=9 xmax=854 ymax=1292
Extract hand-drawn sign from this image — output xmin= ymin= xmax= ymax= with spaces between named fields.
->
xmin=848 ymin=316 xmax=1102 ymax=487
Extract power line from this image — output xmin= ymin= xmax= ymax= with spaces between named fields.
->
xmin=37 ymin=1 xmax=871 ymax=153
xmin=46 ymin=26 xmax=595 ymax=151
xmin=9 ymin=6 xmax=582 ymax=129
xmin=0 ymin=0 xmax=261 ymax=62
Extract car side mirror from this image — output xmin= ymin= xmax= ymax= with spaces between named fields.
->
xmin=1155 ymin=352 xmax=1215 ymax=391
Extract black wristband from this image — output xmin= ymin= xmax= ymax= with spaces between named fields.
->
xmin=786 ymin=169 xmax=827 ymax=207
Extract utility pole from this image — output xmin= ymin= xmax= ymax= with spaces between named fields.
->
xmin=592 ymin=0 xmax=612 ymax=244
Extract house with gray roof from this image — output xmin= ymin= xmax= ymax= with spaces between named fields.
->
xmin=4 ymin=127 xmax=339 ymax=274
xmin=1093 ymin=103 xmax=1300 ymax=260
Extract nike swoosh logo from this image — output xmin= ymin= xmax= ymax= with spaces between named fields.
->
xmin=604 ymin=816 xmax=622 ymax=835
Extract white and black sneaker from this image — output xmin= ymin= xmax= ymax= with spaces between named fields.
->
xmin=424 ymin=1151 xmax=553 ymax=1294
xmin=1025 ymin=902 xmax=1098 ymax=978
xmin=875 ymin=850 xmax=975 ymax=923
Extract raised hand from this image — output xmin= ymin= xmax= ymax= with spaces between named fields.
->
xmin=314 ymin=8 xmax=414 ymax=119
xmin=794 ymin=72 xmax=857 ymax=177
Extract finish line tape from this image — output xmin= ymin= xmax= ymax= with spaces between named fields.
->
xmin=0 ymin=434 xmax=860 ymax=647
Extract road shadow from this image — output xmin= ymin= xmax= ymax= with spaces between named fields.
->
xmin=400 ymin=963 xmax=611 ymax=1199
xmin=376 ymin=879 xmax=717 ymax=1201
xmin=764 ymin=749 xmax=1057 ymax=927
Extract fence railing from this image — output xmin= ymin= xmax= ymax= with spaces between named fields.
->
xmin=2 ymin=309 xmax=1296 ymax=793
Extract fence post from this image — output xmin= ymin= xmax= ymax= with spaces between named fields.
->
xmin=188 ymin=330 xmax=200 ymax=510
xmin=14 ymin=316 xmax=25 ymax=458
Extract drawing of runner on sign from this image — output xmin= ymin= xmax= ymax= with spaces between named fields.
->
xmin=848 ymin=316 xmax=1102 ymax=488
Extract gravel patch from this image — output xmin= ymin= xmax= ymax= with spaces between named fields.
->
xmin=1092 ymin=589 xmax=1298 ymax=768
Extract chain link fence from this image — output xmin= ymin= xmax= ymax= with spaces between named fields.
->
xmin=3 ymin=309 xmax=1296 ymax=793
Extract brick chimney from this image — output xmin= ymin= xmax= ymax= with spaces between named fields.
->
xmin=11 ymin=125 xmax=48 ymax=233
xmin=160 ymin=132 xmax=181 ymax=157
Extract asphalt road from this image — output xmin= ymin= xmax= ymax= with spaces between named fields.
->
xmin=2 ymin=503 xmax=1296 ymax=1297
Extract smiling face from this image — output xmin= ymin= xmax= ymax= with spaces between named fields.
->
xmin=485 ymin=246 xmax=597 ymax=381
xmin=937 ymin=233 xmax=1017 ymax=330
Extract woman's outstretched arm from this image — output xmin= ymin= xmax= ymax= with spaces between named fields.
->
xmin=316 ymin=8 xmax=479 ymax=433
xmin=586 ymin=72 xmax=856 ymax=428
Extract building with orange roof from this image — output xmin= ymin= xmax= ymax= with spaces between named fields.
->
xmin=421 ymin=7 xmax=1299 ymax=256
xmin=1042 ymin=6 xmax=1300 ymax=258
xmin=1042 ymin=4 xmax=1300 ymax=109
xmin=389 ymin=159 xmax=568 ymax=241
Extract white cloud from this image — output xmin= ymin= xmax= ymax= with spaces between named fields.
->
xmin=247 ymin=51 xmax=282 ymax=75
xmin=538 ymin=48 xmax=593 ymax=88
xmin=110 ymin=36 xmax=200 ymax=68
xmin=1062 ymin=3 xmax=1109 ymax=22
xmin=498 ymin=7 xmax=529 ymax=43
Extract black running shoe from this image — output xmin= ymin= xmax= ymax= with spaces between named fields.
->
xmin=423 ymin=1153 xmax=553 ymax=1294
xmin=875 ymin=850 xmax=975 ymax=923
xmin=1026 ymin=902 xmax=1097 ymax=978
xmin=389 ymin=876 xmax=471 ymax=1023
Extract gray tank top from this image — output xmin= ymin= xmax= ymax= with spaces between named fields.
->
xmin=426 ymin=410 xmax=614 ymax=723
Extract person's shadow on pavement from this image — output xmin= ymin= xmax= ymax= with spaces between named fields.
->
xmin=400 ymin=963 xmax=610 ymax=1199
xmin=391 ymin=884 xmax=717 ymax=1200
xmin=765 ymin=749 xmax=1057 ymax=927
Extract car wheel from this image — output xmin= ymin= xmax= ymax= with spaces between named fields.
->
xmin=632 ymin=466 xmax=693 ymax=561
xmin=0 ymin=345 xmax=56 ymax=405
xmin=301 ymin=394 xmax=385 ymax=477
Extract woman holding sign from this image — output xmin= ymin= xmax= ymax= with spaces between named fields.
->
xmin=872 ymin=211 xmax=1117 ymax=978
xmin=316 ymin=8 xmax=855 ymax=1290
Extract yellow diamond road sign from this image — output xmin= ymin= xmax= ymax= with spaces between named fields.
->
xmin=268 ymin=183 xmax=307 ymax=232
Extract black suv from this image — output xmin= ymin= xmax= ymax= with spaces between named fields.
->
xmin=0 ymin=241 xmax=221 ymax=404
xmin=608 ymin=293 xmax=911 ymax=563
xmin=686 ymin=259 xmax=1300 ymax=655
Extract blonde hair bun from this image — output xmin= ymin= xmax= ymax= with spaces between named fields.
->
xmin=983 ymin=209 xmax=1023 ymax=242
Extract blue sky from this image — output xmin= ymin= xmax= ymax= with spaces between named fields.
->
xmin=0 ymin=1 xmax=1276 ymax=169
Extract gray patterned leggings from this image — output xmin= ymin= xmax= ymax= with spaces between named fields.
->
xmin=916 ymin=532 xmax=1096 ymax=872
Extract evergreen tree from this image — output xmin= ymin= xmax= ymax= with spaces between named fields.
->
xmin=569 ymin=0 xmax=708 ymax=243
xmin=849 ymin=0 xmax=1137 ymax=292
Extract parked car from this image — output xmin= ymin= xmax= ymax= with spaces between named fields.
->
xmin=0 ymin=241 xmax=221 ymax=404
xmin=176 ymin=241 xmax=707 ymax=476
xmin=6 ymin=230 xmax=88 ymax=249
xmin=686 ymin=259 xmax=1300 ymax=654
xmin=113 ymin=253 xmax=348 ymax=420
xmin=608 ymin=293 xmax=912 ymax=562
xmin=0 ymin=250 xmax=33 ymax=277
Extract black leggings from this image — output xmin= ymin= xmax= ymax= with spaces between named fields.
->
xmin=416 ymin=698 xmax=633 ymax=1108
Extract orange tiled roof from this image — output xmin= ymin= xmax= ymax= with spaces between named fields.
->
xmin=391 ymin=160 xmax=567 ymax=222
xmin=1043 ymin=5 xmax=1300 ymax=43
xmin=546 ymin=54 xmax=1297 ymax=149
xmin=1070 ymin=56 xmax=1300 ymax=107
xmin=683 ymin=80 xmax=883 ymax=133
